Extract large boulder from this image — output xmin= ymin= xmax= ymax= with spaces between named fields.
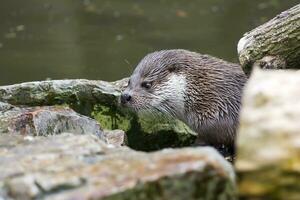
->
xmin=0 ymin=133 xmax=236 ymax=200
xmin=236 ymin=68 xmax=300 ymax=199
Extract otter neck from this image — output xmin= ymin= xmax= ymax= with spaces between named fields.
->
xmin=160 ymin=73 xmax=187 ymax=119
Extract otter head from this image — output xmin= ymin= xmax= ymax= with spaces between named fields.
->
xmin=121 ymin=50 xmax=188 ymax=118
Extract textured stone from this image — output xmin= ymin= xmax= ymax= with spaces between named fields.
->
xmin=238 ymin=4 xmax=300 ymax=74
xmin=0 ymin=133 xmax=236 ymax=200
xmin=102 ymin=129 xmax=127 ymax=147
xmin=236 ymin=68 xmax=300 ymax=200
xmin=0 ymin=102 xmax=14 ymax=112
xmin=0 ymin=105 xmax=103 ymax=137
xmin=0 ymin=79 xmax=120 ymax=110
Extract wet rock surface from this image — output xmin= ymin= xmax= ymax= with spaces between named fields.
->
xmin=0 ymin=133 xmax=236 ymax=200
xmin=236 ymin=68 xmax=300 ymax=200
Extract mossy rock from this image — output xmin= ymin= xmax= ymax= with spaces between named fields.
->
xmin=92 ymin=104 xmax=197 ymax=152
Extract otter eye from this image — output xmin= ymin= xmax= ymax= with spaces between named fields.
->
xmin=168 ymin=64 xmax=180 ymax=73
xmin=127 ymin=79 xmax=131 ymax=86
xmin=141 ymin=81 xmax=152 ymax=89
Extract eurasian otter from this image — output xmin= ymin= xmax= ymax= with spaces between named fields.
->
xmin=121 ymin=49 xmax=247 ymax=155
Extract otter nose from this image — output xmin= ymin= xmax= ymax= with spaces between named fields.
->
xmin=121 ymin=93 xmax=132 ymax=104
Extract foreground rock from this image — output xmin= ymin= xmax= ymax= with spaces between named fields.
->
xmin=0 ymin=133 xmax=236 ymax=200
xmin=236 ymin=68 xmax=300 ymax=199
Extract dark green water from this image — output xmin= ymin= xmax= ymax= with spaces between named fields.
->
xmin=0 ymin=0 xmax=298 ymax=85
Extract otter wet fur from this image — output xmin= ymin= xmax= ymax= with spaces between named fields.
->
xmin=121 ymin=49 xmax=247 ymax=156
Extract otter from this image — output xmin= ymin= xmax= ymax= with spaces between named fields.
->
xmin=121 ymin=49 xmax=247 ymax=155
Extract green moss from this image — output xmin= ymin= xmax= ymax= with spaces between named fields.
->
xmin=92 ymin=105 xmax=196 ymax=152
xmin=92 ymin=105 xmax=131 ymax=131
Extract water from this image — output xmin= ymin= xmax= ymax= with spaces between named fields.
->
xmin=0 ymin=0 xmax=298 ymax=85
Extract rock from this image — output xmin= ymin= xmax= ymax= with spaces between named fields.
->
xmin=0 ymin=102 xmax=14 ymax=112
xmin=0 ymin=133 xmax=236 ymax=200
xmin=0 ymin=104 xmax=128 ymax=147
xmin=236 ymin=68 xmax=300 ymax=199
xmin=102 ymin=129 xmax=127 ymax=147
xmin=0 ymin=80 xmax=197 ymax=151
xmin=0 ymin=105 xmax=103 ymax=137
xmin=0 ymin=79 xmax=121 ymax=114
xmin=238 ymin=4 xmax=300 ymax=74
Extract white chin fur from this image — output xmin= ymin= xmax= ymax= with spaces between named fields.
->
xmin=153 ymin=74 xmax=186 ymax=117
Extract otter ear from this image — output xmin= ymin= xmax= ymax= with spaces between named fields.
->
xmin=167 ymin=63 xmax=180 ymax=73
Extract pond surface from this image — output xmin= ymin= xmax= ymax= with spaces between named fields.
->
xmin=0 ymin=0 xmax=298 ymax=85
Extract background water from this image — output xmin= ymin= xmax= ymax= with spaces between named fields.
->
xmin=0 ymin=0 xmax=298 ymax=85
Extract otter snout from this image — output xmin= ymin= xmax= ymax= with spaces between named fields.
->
xmin=120 ymin=93 xmax=132 ymax=104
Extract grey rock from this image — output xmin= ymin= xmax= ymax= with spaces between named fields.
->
xmin=236 ymin=68 xmax=300 ymax=200
xmin=0 ymin=79 xmax=120 ymax=108
xmin=0 ymin=102 xmax=14 ymax=112
xmin=0 ymin=133 xmax=236 ymax=200
xmin=0 ymin=105 xmax=103 ymax=137
xmin=102 ymin=129 xmax=127 ymax=147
